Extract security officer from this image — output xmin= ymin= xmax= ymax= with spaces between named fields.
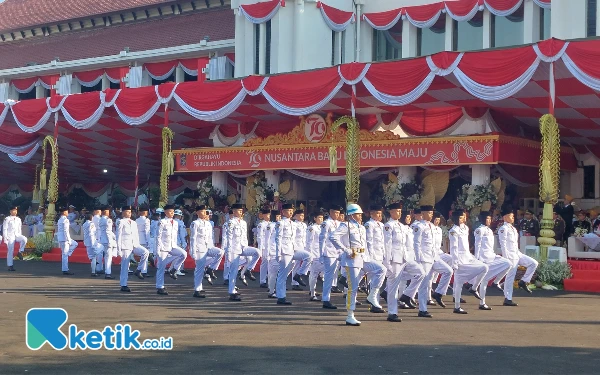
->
xmin=99 ymin=206 xmax=117 ymax=279
xmin=448 ymin=210 xmax=489 ymax=314
xmin=116 ymin=206 xmax=151 ymax=292
xmin=224 ymin=203 xmax=261 ymax=301
xmin=275 ymin=204 xmax=311 ymax=305
xmin=257 ymin=209 xmax=271 ymax=288
xmin=290 ymin=209 xmax=310 ymax=291
xmin=471 ymin=211 xmax=512 ymax=310
xmin=519 ymin=209 xmax=540 ymax=238
xmin=155 ymin=205 xmax=187 ymax=295
xmin=498 ymin=207 xmax=539 ymax=306
xmin=319 ymin=205 xmax=343 ymax=309
xmin=383 ymin=203 xmax=426 ymax=322
xmin=3 ymin=206 xmax=27 ymax=271
xmin=189 ymin=205 xmax=225 ymax=298
xmin=413 ymin=205 xmax=453 ymax=318
xmin=57 ymin=206 xmax=78 ymax=275
xmin=307 ymin=211 xmax=325 ymax=301
xmin=82 ymin=213 xmax=104 ymax=277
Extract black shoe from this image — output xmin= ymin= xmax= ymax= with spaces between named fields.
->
xmin=205 ymin=275 xmax=213 ymax=285
xmin=277 ymin=298 xmax=292 ymax=305
xmin=355 ymin=300 xmax=363 ymax=306
xmin=427 ymin=299 xmax=436 ymax=306
xmin=148 ymin=255 xmax=156 ymax=268
xmin=157 ymin=288 xmax=168 ymax=295
xmin=134 ymin=270 xmax=144 ymax=280
xmin=229 ymin=294 xmax=242 ymax=301
xmin=293 ymin=274 xmax=307 ymax=287
xmin=503 ymin=298 xmax=518 ymax=306
xmin=358 ymin=285 xmax=368 ymax=294
xmin=331 ymin=286 xmax=343 ymax=294
xmin=292 ymin=285 xmax=304 ymax=291
xmin=309 ymin=295 xmax=320 ymax=301
xmin=206 ymin=267 xmax=217 ymax=279
xmin=380 ymin=290 xmax=388 ymax=302
xmin=464 ymin=282 xmax=473 ymax=291
xmin=142 ymin=273 xmax=153 ymax=278
xmin=63 ymin=271 xmax=74 ymax=275
xmin=180 ymin=269 xmax=187 ymax=274
xmin=387 ymin=314 xmax=402 ymax=322
xmin=491 ymin=282 xmax=503 ymax=291
xmin=223 ymin=279 xmax=229 ymax=285
xmin=7 ymin=266 xmax=15 ymax=272
xmin=17 ymin=252 xmax=23 ymax=260
xmin=399 ymin=294 xmax=417 ymax=309
xmin=453 ymin=297 xmax=466 ymax=304
xmin=91 ymin=273 xmax=98 ymax=277
xmin=418 ymin=311 xmax=432 ymax=318
xmin=399 ymin=302 xmax=411 ymax=309
xmin=193 ymin=291 xmax=206 ymax=298
xmin=169 ymin=268 xmax=178 ymax=280
xmin=469 ymin=288 xmax=482 ymax=300
xmin=338 ymin=275 xmax=348 ymax=288
xmin=238 ymin=273 xmax=248 ymax=286
xmin=479 ymin=304 xmax=492 ymax=310
xmin=97 ymin=270 xmax=105 ymax=275
xmin=518 ymin=280 xmax=532 ymax=294
xmin=369 ymin=306 xmax=386 ymax=314
xmin=453 ymin=307 xmax=468 ymax=314
xmin=260 ymin=283 xmax=268 ymax=288
xmin=245 ymin=269 xmax=256 ymax=281
xmin=432 ymin=292 xmax=446 ymax=308
xmin=322 ymin=301 xmax=338 ymax=309
xmin=120 ymin=286 xmax=131 ymax=292
xmin=268 ymin=292 xmax=277 ymax=299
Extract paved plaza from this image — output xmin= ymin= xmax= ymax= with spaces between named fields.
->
xmin=1 ymin=261 xmax=599 ymax=375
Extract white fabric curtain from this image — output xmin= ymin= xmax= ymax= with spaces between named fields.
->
xmin=128 ymin=66 xmax=143 ymax=88
xmin=209 ymin=56 xmax=228 ymax=81
xmin=0 ymin=82 xmax=9 ymax=103
xmin=58 ymin=75 xmax=72 ymax=96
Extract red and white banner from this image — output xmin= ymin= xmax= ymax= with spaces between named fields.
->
xmin=239 ymin=0 xmax=284 ymax=24
xmin=317 ymin=2 xmax=355 ymax=32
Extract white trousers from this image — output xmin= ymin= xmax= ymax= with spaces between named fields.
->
xmin=321 ymin=256 xmax=339 ymax=302
xmin=155 ymin=246 xmax=187 ymax=289
xmin=504 ymin=255 xmax=539 ymax=300
xmin=477 ymin=256 xmax=512 ymax=305
xmin=227 ymin=247 xmax=260 ymax=294
xmin=86 ymin=244 xmax=104 ymax=274
xmin=344 ymin=266 xmax=361 ymax=311
xmin=309 ymin=260 xmax=325 ymax=296
xmin=193 ymin=248 xmax=225 ymax=292
xmin=259 ymin=247 xmax=269 ymax=284
xmin=453 ymin=261 xmax=488 ymax=309
xmin=387 ymin=261 xmax=426 ymax=315
xmin=60 ymin=240 xmax=78 ymax=272
xmin=362 ymin=260 xmax=386 ymax=291
xmin=6 ymin=235 xmax=27 ymax=267
xmin=291 ymin=252 xmax=313 ymax=286
xmin=276 ymin=250 xmax=311 ymax=298
xmin=120 ymin=246 xmax=150 ymax=287
xmin=428 ymin=252 xmax=453 ymax=297
xmin=268 ymin=258 xmax=279 ymax=294
xmin=418 ymin=258 xmax=453 ymax=311
xmin=101 ymin=243 xmax=116 ymax=275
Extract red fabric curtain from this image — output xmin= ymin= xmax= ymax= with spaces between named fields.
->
xmin=263 ymin=67 xmax=341 ymax=109
xmin=144 ymin=61 xmax=178 ymax=77
xmin=457 ymin=45 xmax=537 ymax=86
xmin=10 ymin=98 xmax=48 ymax=128
xmin=12 ymin=77 xmax=38 ymax=91
xmin=62 ymin=92 xmax=103 ymax=121
xmin=403 ymin=2 xmax=445 ymax=21
xmin=485 ymin=0 xmax=522 ymax=11
xmin=364 ymin=59 xmax=431 ymax=96
xmin=105 ymin=67 xmax=123 ymax=82
xmin=400 ymin=107 xmax=464 ymax=136
xmin=363 ymin=8 xmax=402 ymax=29
xmin=73 ymin=69 xmax=104 ymax=83
xmin=317 ymin=1 xmax=355 ymax=23
xmin=175 ymin=80 xmax=243 ymax=111
xmin=240 ymin=0 xmax=282 ymax=19
xmin=113 ymin=86 xmax=159 ymax=118
xmin=445 ymin=0 xmax=482 ymax=17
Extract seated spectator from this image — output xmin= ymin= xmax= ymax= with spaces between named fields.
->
xmin=553 ymin=210 xmax=565 ymax=247
xmin=572 ymin=210 xmax=591 ymax=235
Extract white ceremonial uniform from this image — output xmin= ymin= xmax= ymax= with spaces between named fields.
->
xmin=473 ymin=224 xmax=512 ymax=306
xmin=68 ymin=212 xmax=79 ymax=233
xmin=116 ymin=218 xmax=150 ymax=287
xmin=190 ymin=219 xmax=225 ymax=292
xmin=266 ymin=221 xmax=279 ymax=294
xmin=449 ymin=224 xmax=489 ymax=309
xmin=136 ymin=216 xmax=151 ymax=247
xmin=176 ymin=218 xmax=187 ymax=250
xmin=25 ymin=214 xmax=36 ymax=236
xmin=224 ymin=217 xmax=261 ymax=295
xmin=221 ymin=220 xmax=230 ymax=280
xmin=99 ymin=215 xmax=117 ymax=275
xmin=275 ymin=218 xmax=311 ymax=299
xmin=35 ymin=213 xmax=45 ymax=235
xmin=256 ymin=219 xmax=269 ymax=284
xmin=291 ymin=220 xmax=311 ymax=286
xmin=3 ymin=215 xmax=27 ymax=267
xmin=92 ymin=214 xmax=104 ymax=271
xmin=307 ymin=223 xmax=324 ymax=297
xmin=383 ymin=219 xmax=426 ymax=315
xmin=82 ymin=220 xmax=104 ymax=274
xmin=430 ymin=225 xmax=454 ymax=297
xmin=414 ymin=220 xmax=453 ymax=312
xmin=498 ymin=222 xmax=539 ymax=300
xmin=149 ymin=219 xmax=160 ymax=256
xmin=319 ymin=217 xmax=341 ymax=303
xmin=155 ymin=218 xmax=187 ymax=289
xmin=330 ymin=220 xmax=384 ymax=312
xmin=57 ymin=215 xmax=78 ymax=272
xmin=364 ymin=219 xmax=387 ymax=294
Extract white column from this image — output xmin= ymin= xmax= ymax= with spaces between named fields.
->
xmin=35 ymin=84 xmax=45 ymax=99
xmin=397 ymin=166 xmax=417 ymax=184
xmin=402 ymin=21 xmax=418 ymax=58
xmin=265 ymin=170 xmax=280 ymax=191
xmin=355 ymin=3 xmax=362 ymax=61
xmin=259 ymin=22 xmax=267 ymax=74
xmin=0 ymin=82 xmax=9 ymax=102
xmin=71 ymin=76 xmax=82 ymax=94
xmin=444 ymin=13 xmax=453 ymax=51
xmin=101 ymin=75 xmax=110 ymax=90
xmin=524 ymin=0 xmax=541 ymax=43
xmin=141 ymin=70 xmax=152 ymax=87
xmin=293 ymin=1 xmax=305 ymax=71
xmin=175 ymin=66 xmax=185 ymax=83
xmin=211 ymin=171 xmax=228 ymax=196
xmin=244 ymin=16 xmax=255 ymax=76
xmin=483 ymin=8 xmax=492 ymax=48
xmin=471 ymin=165 xmax=491 ymax=186
xmin=234 ymin=8 xmax=246 ymax=78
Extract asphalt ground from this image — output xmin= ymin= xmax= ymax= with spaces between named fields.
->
xmin=1 ymin=261 xmax=599 ymax=375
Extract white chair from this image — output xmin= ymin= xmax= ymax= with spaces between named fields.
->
xmin=520 ymin=236 xmax=537 ymax=254
xmin=547 ymin=246 xmax=567 ymax=263
xmin=525 ymin=245 xmax=540 ymax=260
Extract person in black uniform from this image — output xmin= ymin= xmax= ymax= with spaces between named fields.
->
xmin=519 ymin=209 xmax=540 ymax=238
xmin=555 ymin=195 xmax=575 ymax=243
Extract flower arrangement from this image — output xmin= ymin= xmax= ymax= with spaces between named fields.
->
xmin=383 ymin=174 xmax=423 ymax=210
xmin=574 ymin=227 xmax=588 ymax=238
xmin=31 ymin=235 xmax=54 ymax=257
xmin=455 ymin=183 xmax=498 ymax=211
xmin=535 ymin=260 xmax=572 ymax=286
xmin=197 ymin=177 xmax=227 ymax=213
xmin=246 ymin=172 xmax=278 ymax=214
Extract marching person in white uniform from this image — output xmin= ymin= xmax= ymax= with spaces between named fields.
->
xmin=189 ymin=205 xmax=225 ymax=298
xmin=224 ymin=203 xmax=261 ymax=301
xmin=307 ymin=211 xmax=325 ymax=301
xmin=275 ymin=205 xmax=311 ymax=305
xmin=413 ymin=205 xmax=453 ymax=318
xmin=169 ymin=209 xmax=188 ymax=277
xmin=3 ymin=206 xmax=27 ymax=271
xmin=266 ymin=210 xmax=281 ymax=298
xmin=471 ymin=211 xmax=512 ymax=310
xmin=383 ymin=203 xmax=426 ymax=322
xmin=99 ymin=206 xmax=117 ymax=279
xmin=257 ymin=209 xmax=271 ymax=288
xmin=56 ymin=207 xmax=78 ymax=275
xmin=136 ymin=207 xmax=151 ymax=248
xmin=116 ymin=206 xmax=150 ymax=292
xmin=82 ymin=213 xmax=104 ymax=277
xmin=319 ymin=205 xmax=343 ymax=309
xmin=290 ymin=209 xmax=311 ymax=291
xmin=91 ymin=207 xmax=104 ymax=274
xmin=155 ymin=205 xmax=187 ymax=295
xmin=430 ymin=212 xmax=454 ymax=303
xmin=448 ymin=210 xmax=489 ymax=314
xmin=498 ymin=208 xmax=539 ymax=306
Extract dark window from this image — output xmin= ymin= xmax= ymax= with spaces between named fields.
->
xmin=109 ymin=81 xmax=120 ymax=89
xmin=331 ymin=30 xmax=336 ymax=66
xmin=254 ymin=23 xmax=260 ymax=75
xmin=18 ymin=89 xmax=37 ymax=100
xmin=183 ymin=71 xmax=196 ymax=82
xmin=584 ymin=165 xmax=596 ymax=199
xmin=588 ymin=0 xmax=597 ymax=37
xmin=151 ymin=72 xmax=175 ymax=86
xmin=81 ymin=81 xmax=102 ymax=93
xmin=540 ymin=8 xmax=551 ymax=40
xmin=265 ymin=20 xmax=271 ymax=74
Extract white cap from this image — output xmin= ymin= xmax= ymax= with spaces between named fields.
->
xmin=346 ymin=204 xmax=363 ymax=215
xmin=156 ymin=208 xmax=164 ymax=213
xmin=174 ymin=209 xmax=183 ymax=216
